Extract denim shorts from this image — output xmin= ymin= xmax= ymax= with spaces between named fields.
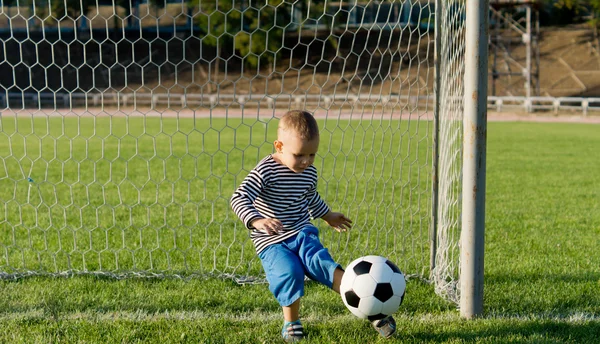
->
xmin=257 ymin=224 xmax=341 ymax=307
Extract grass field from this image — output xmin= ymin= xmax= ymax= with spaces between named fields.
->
xmin=1 ymin=118 xmax=599 ymax=343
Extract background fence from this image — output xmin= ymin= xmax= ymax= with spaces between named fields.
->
xmin=2 ymin=93 xmax=599 ymax=115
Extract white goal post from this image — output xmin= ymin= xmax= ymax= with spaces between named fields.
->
xmin=0 ymin=0 xmax=486 ymax=316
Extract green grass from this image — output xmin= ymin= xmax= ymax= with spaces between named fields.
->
xmin=1 ymin=119 xmax=600 ymax=343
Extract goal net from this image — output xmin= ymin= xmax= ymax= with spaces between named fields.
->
xmin=0 ymin=0 xmax=464 ymax=304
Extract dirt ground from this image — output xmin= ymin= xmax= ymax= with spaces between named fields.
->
xmin=491 ymin=24 xmax=600 ymax=97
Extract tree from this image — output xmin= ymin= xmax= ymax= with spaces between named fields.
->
xmin=188 ymin=0 xmax=291 ymax=74
xmin=23 ymin=0 xmax=164 ymax=29
xmin=234 ymin=0 xmax=291 ymax=70
xmin=48 ymin=0 xmax=96 ymax=24
xmin=0 ymin=0 xmax=94 ymax=27
xmin=293 ymin=0 xmax=340 ymax=52
xmin=553 ymin=0 xmax=600 ymax=25
xmin=553 ymin=0 xmax=600 ymax=51
xmin=186 ymin=0 xmax=241 ymax=91
xmin=554 ymin=0 xmax=600 ymax=12
xmin=114 ymin=0 xmax=164 ymax=29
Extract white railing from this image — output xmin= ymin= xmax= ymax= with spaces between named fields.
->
xmin=1 ymin=93 xmax=600 ymax=116
xmin=487 ymin=96 xmax=600 ymax=116
xmin=0 ymin=92 xmax=432 ymax=111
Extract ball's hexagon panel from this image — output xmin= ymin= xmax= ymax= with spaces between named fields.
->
xmin=357 ymin=295 xmax=383 ymax=318
xmin=351 ymin=273 xmax=377 ymax=299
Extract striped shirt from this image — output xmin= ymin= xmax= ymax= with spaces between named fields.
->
xmin=230 ymin=155 xmax=330 ymax=254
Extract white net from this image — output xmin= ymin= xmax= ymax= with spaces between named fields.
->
xmin=0 ymin=0 xmax=464 ymax=302
xmin=432 ymin=0 xmax=466 ymax=304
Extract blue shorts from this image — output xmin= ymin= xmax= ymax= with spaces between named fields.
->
xmin=257 ymin=224 xmax=341 ymax=307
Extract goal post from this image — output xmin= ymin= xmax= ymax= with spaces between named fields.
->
xmin=0 ymin=0 xmax=486 ymax=314
xmin=460 ymin=0 xmax=489 ymax=318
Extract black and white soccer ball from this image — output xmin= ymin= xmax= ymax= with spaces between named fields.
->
xmin=340 ymin=255 xmax=406 ymax=321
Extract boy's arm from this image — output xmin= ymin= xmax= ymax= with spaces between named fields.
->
xmin=306 ymin=183 xmax=330 ymax=220
xmin=230 ymin=169 xmax=265 ymax=229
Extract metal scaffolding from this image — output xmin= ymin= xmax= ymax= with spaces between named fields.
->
xmin=489 ymin=0 xmax=540 ymax=97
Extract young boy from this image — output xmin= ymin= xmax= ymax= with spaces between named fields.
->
xmin=230 ymin=110 xmax=396 ymax=341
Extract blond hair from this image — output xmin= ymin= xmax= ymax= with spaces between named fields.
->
xmin=278 ymin=110 xmax=320 ymax=140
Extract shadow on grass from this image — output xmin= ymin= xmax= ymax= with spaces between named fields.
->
xmin=486 ymin=272 xmax=600 ymax=284
xmin=408 ymin=320 xmax=600 ymax=343
xmin=301 ymin=316 xmax=600 ymax=344
xmin=484 ymin=272 xmax=600 ymax=318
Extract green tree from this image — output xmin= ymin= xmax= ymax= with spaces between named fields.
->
xmin=294 ymin=0 xmax=340 ymax=51
xmin=114 ymin=0 xmax=165 ymax=29
xmin=49 ymin=0 xmax=96 ymax=22
xmin=234 ymin=0 xmax=291 ymax=69
xmin=552 ymin=0 xmax=600 ymax=25
xmin=553 ymin=0 xmax=600 ymax=51
xmin=21 ymin=0 xmax=164 ymax=29
xmin=554 ymin=0 xmax=600 ymax=12
xmin=1 ymin=0 xmax=94 ymax=27
xmin=187 ymin=0 xmax=241 ymax=91
xmin=189 ymin=0 xmax=291 ymax=74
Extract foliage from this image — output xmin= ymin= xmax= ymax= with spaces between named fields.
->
xmin=234 ymin=0 xmax=291 ymax=69
xmin=0 ymin=0 xmax=95 ymax=21
xmin=190 ymin=0 xmax=243 ymax=54
xmin=5 ymin=0 xmax=164 ymax=23
xmin=189 ymin=0 xmax=292 ymax=69
xmin=551 ymin=0 xmax=600 ymax=27
xmin=554 ymin=0 xmax=600 ymax=12
xmin=1 ymin=0 xmax=18 ymax=6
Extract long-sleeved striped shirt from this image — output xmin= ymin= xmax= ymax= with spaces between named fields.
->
xmin=230 ymin=155 xmax=330 ymax=254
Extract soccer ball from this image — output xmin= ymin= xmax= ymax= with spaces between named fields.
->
xmin=340 ymin=255 xmax=406 ymax=321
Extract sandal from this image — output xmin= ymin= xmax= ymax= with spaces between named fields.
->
xmin=282 ymin=321 xmax=305 ymax=342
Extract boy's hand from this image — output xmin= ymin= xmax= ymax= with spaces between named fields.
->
xmin=322 ymin=212 xmax=352 ymax=232
xmin=252 ymin=218 xmax=283 ymax=235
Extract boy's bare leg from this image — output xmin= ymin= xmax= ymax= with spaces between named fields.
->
xmin=282 ymin=267 xmax=344 ymax=322
xmin=283 ymin=298 xmax=301 ymax=322
xmin=332 ymin=267 xmax=344 ymax=293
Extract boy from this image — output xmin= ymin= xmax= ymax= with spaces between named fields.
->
xmin=230 ymin=110 xmax=396 ymax=342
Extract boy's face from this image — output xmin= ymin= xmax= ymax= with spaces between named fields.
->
xmin=274 ymin=132 xmax=319 ymax=173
